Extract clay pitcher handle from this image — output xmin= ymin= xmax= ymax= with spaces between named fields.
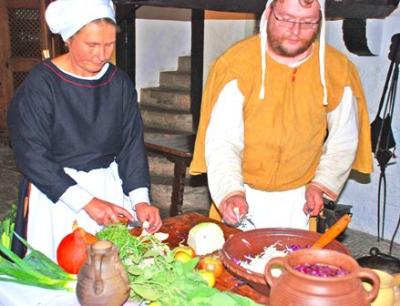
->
xmin=264 ymin=256 xmax=285 ymax=289
xmin=359 ymin=267 xmax=380 ymax=303
xmin=93 ymin=252 xmax=105 ymax=295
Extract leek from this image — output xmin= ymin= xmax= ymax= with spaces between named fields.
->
xmin=0 ymin=204 xmax=16 ymax=253
xmin=0 ymin=232 xmax=76 ymax=291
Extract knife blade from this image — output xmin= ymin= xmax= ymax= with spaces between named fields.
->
xmin=117 ymin=214 xmax=143 ymax=229
xmin=233 ymin=207 xmax=256 ymax=229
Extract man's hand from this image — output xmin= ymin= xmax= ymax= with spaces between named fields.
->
xmin=135 ymin=202 xmax=162 ymax=233
xmin=219 ymin=194 xmax=249 ymax=225
xmin=304 ymin=185 xmax=324 ymax=217
xmin=84 ymin=197 xmax=134 ymax=225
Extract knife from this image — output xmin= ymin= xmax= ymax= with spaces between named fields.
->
xmin=117 ymin=214 xmax=143 ymax=229
xmin=233 ymin=207 xmax=256 ymax=229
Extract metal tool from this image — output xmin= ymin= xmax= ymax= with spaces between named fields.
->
xmin=117 ymin=214 xmax=142 ymax=229
xmin=233 ymin=207 xmax=256 ymax=229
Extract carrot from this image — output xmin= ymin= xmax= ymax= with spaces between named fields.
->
xmin=311 ymin=214 xmax=352 ymax=249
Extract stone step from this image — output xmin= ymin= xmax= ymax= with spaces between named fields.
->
xmin=140 ymin=87 xmax=190 ymax=112
xmin=140 ymin=105 xmax=193 ymax=133
xmin=148 ymin=153 xmax=174 ymax=178
xmin=177 ymin=56 xmax=191 ymax=73
xmin=147 ymin=153 xmax=207 ymax=184
xmin=144 ymin=128 xmax=193 ymax=141
xmin=150 ymin=183 xmax=210 ymax=217
xmin=159 ymin=71 xmax=190 ymax=90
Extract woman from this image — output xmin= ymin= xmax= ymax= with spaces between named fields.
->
xmin=7 ymin=0 xmax=161 ymax=260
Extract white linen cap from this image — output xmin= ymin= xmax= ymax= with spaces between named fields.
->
xmin=259 ymin=0 xmax=327 ymax=105
xmin=45 ymin=0 xmax=116 ymax=41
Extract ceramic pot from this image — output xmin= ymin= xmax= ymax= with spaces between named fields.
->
xmin=220 ymin=228 xmax=349 ymax=297
xmin=76 ymin=240 xmax=130 ymax=306
xmin=265 ymin=249 xmax=380 ymax=306
xmin=364 ymin=269 xmax=396 ymax=306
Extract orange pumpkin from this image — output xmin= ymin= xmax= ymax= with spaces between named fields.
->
xmin=57 ymin=221 xmax=97 ymax=274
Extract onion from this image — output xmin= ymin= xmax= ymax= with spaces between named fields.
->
xmin=294 ymin=263 xmax=349 ymax=277
xmin=57 ymin=221 xmax=97 ymax=274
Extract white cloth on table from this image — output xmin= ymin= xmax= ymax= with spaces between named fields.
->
xmin=0 ymin=281 xmax=141 ymax=306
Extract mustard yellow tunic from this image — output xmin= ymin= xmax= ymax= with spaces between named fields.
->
xmin=190 ymin=36 xmax=372 ymax=194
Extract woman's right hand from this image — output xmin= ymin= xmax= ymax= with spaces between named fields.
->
xmin=83 ymin=197 xmax=134 ymax=226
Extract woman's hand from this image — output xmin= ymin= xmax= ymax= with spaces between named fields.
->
xmin=84 ymin=197 xmax=134 ymax=225
xmin=135 ymin=202 xmax=162 ymax=233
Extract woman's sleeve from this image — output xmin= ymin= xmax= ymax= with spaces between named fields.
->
xmin=7 ymin=82 xmax=79 ymax=203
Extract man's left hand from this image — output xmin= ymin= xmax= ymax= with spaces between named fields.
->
xmin=135 ymin=203 xmax=162 ymax=233
xmin=304 ymin=185 xmax=324 ymax=217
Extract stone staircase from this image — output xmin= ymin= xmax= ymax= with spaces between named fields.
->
xmin=139 ymin=56 xmax=210 ymax=218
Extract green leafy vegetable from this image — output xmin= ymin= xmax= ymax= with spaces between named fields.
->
xmin=97 ymin=223 xmax=261 ymax=306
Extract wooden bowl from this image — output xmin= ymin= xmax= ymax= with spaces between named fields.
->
xmin=220 ymin=228 xmax=350 ymax=296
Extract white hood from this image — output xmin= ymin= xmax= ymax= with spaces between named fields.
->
xmin=259 ymin=0 xmax=327 ymax=106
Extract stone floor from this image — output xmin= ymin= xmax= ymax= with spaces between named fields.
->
xmin=1 ymin=145 xmax=399 ymax=260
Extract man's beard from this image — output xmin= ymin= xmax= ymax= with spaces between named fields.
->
xmin=267 ymin=26 xmax=319 ymax=57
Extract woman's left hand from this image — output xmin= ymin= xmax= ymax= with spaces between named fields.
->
xmin=135 ymin=203 xmax=162 ymax=233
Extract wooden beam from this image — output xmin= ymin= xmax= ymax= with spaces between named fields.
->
xmin=113 ymin=0 xmax=264 ymax=14
xmin=115 ymin=4 xmax=136 ymax=82
xmin=190 ymin=9 xmax=204 ymax=130
xmin=113 ymin=0 xmax=399 ymax=19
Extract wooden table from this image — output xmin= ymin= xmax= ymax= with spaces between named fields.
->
xmin=158 ymin=212 xmax=269 ymax=305
xmin=145 ymin=134 xmax=197 ymax=217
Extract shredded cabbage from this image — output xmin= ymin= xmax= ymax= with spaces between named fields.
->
xmin=238 ymin=242 xmax=291 ymax=274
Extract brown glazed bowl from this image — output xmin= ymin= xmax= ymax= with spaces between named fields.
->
xmin=220 ymin=228 xmax=350 ymax=296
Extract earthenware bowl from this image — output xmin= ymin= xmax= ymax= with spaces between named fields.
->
xmin=220 ymin=228 xmax=350 ymax=296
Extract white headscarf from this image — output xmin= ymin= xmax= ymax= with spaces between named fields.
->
xmin=259 ymin=0 xmax=327 ymax=106
xmin=45 ymin=0 xmax=116 ymax=41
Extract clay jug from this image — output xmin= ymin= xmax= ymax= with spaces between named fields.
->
xmin=265 ymin=249 xmax=380 ymax=306
xmin=76 ymin=240 xmax=130 ymax=306
xmin=363 ymin=269 xmax=396 ymax=306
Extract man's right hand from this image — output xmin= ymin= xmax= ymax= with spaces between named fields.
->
xmin=219 ymin=194 xmax=249 ymax=225
xmin=84 ymin=197 xmax=134 ymax=226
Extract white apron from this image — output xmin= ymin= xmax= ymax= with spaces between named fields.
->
xmin=238 ymin=185 xmax=309 ymax=231
xmin=26 ymin=162 xmax=132 ymax=261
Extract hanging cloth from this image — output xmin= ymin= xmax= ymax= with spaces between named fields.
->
xmin=371 ymin=33 xmax=399 ymax=241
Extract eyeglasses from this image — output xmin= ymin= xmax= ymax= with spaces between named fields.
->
xmin=271 ymin=8 xmax=320 ymax=30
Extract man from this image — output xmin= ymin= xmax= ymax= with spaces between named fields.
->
xmin=190 ymin=0 xmax=372 ymax=229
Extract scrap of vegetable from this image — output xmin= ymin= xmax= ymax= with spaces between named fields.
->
xmin=97 ymin=223 xmax=262 ymax=306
